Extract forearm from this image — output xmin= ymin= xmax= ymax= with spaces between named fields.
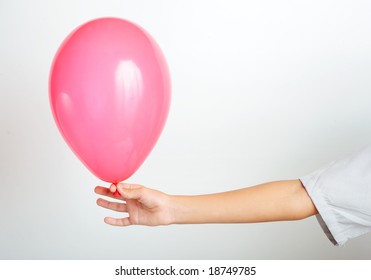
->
xmin=169 ymin=179 xmax=317 ymax=224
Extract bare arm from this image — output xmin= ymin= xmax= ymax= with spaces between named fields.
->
xmin=171 ymin=180 xmax=317 ymax=224
xmin=95 ymin=179 xmax=317 ymax=226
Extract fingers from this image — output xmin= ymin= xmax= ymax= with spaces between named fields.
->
xmin=116 ymin=183 xmax=144 ymax=200
xmin=95 ymin=183 xmax=144 ymax=200
xmin=104 ymin=216 xmax=132 ymax=226
xmin=95 ymin=183 xmax=145 ymax=227
xmin=96 ymin=198 xmax=127 ymax=212
xmin=109 ymin=184 xmax=116 ymax=193
xmin=94 ymin=186 xmax=125 ymax=201
xmin=118 ymin=183 xmax=142 ymax=190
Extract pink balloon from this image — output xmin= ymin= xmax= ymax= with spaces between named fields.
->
xmin=49 ymin=18 xmax=171 ymax=184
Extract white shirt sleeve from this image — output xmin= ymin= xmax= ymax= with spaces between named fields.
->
xmin=300 ymin=144 xmax=371 ymax=245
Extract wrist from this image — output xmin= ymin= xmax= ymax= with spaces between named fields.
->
xmin=167 ymin=194 xmax=214 ymax=224
xmin=167 ymin=195 xmax=182 ymax=225
xmin=167 ymin=195 xmax=193 ymax=224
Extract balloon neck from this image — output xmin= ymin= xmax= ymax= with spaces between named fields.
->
xmin=113 ymin=183 xmax=120 ymax=197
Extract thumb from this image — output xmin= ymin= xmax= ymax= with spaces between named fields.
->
xmin=117 ymin=183 xmax=143 ymax=200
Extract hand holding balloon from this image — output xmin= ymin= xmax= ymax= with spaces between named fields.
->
xmin=49 ymin=18 xmax=171 ymax=186
xmin=95 ymin=183 xmax=174 ymax=226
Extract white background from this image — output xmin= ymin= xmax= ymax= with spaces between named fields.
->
xmin=0 ymin=0 xmax=371 ymax=259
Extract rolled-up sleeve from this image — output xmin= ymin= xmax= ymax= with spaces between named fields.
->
xmin=300 ymin=144 xmax=371 ymax=245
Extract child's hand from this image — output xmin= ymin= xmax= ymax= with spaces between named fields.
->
xmin=95 ymin=183 xmax=174 ymax=226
